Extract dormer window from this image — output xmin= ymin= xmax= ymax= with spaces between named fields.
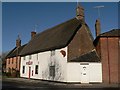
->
xmin=29 ymin=55 xmax=32 ymax=60
xmin=37 ymin=54 xmax=38 ymax=60
xmin=23 ymin=56 xmax=26 ymax=60
xmin=51 ymin=50 xmax=55 ymax=56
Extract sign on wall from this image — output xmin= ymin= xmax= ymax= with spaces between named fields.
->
xmin=26 ymin=61 xmax=33 ymax=65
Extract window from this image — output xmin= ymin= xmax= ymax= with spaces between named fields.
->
xmin=22 ymin=66 xmax=25 ymax=74
xmin=49 ymin=66 xmax=55 ymax=78
xmin=29 ymin=55 xmax=32 ymax=60
xmin=35 ymin=65 xmax=38 ymax=74
xmin=23 ymin=56 xmax=26 ymax=60
xmin=12 ymin=58 xmax=14 ymax=64
xmin=37 ymin=54 xmax=38 ymax=60
xmin=8 ymin=59 xmax=10 ymax=64
xmin=51 ymin=50 xmax=55 ymax=56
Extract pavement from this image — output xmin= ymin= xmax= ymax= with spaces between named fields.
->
xmin=2 ymin=77 xmax=120 ymax=89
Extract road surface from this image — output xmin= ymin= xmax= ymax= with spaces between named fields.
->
xmin=2 ymin=78 xmax=119 ymax=90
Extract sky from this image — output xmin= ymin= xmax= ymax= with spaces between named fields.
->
xmin=2 ymin=2 xmax=118 ymax=52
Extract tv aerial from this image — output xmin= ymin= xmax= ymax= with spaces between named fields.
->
xmin=94 ymin=5 xmax=104 ymax=19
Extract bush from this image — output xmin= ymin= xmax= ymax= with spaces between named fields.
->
xmin=6 ymin=72 xmax=11 ymax=77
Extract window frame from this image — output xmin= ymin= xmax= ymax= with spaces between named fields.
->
xmin=12 ymin=58 xmax=14 ymax=64
xmin=22 ymin=66 xmax=25 ymax=74
xmin=35 ymin=65 xmax=38 ymax=74
xmin=49 ymin=66 xmax=55 ymax=77
xmin=8 ymin=59 xmax=10 ymax=64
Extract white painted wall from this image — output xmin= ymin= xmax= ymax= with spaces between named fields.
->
xmin=20 ymin=47 xmax=68 ymax=82
xmin=89 ymin=63 xmax=102 ymax=83
xmin=20 ymin=46 xmax=102 ymax=83
xmin=67 ymin=62 xmax=81 ymax=82
xmin=67 ymin=62 xmax=102 ymax=83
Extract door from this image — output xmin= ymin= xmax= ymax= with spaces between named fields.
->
xmin=80 ymin=64 xmax=89 ymax=83
xmin=28 ymin=67 xmax=31 ymax=79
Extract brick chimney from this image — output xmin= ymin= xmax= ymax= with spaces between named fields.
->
xmin=31 ymin=31 xmax=36 ymax=39
xmin=16 ymin=35 xmax=21 ymax=48
xmin=95 ymin=19 xmax=101 ymax=37
xmin=76 ymin=3 xmax=85 ymax=23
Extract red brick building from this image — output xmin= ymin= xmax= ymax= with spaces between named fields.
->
xmin=5 ymin=36 xmax=26 ymax=76
xmin=94 ymin=29 xmax=120 ymax=84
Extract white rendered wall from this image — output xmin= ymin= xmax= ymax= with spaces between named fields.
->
xmin=67 ymin=62 xmax=102 ymax=83
xmin=89 ymin=63 xmax=102 ymax=83
xmin=20 ymin=53 xmax=43 ymax=79
xmin=20 ymin=47 xmax=67 ymax=82
xmin=67 ymin=62 xmax=81 ymax=82
xmin=20 ymin=47 xmax=102 ymax=83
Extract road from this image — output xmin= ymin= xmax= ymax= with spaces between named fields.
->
xmin=1 ymin=78 xmax=119 ymax=90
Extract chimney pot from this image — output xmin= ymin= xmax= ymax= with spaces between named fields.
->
xmin=95 ymin=19 xmax=101 ymax=37
xmin=31 ymin=31 xmax=36 ymax=39
xmin=16 ymin=35 xmax=21 ymax=48
xmin=76 ymin=4 xmax=85 ymax=23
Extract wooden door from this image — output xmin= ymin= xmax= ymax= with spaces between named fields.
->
xmin=28 ymin=67 xmax=31 ymax=79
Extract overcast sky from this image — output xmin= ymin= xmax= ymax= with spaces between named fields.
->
xmin=2 ymin=2 xmax=118 ymax=52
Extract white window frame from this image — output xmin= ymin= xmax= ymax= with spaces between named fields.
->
xmin=35 ymin=65 xmax=39 ymax=74
xmin=22 ymin=66 xmax=25 ymax=74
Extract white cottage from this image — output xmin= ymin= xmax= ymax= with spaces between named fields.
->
xmin=19 ymin=4 xmax=102 ymax=83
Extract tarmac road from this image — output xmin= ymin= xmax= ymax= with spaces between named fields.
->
xmin=1 ymin=78 xmax=119 ymax=90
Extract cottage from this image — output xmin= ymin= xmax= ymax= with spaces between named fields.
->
xmin=94 ymin=29 xmax=120 ymax=84
xmin=5 ymin=36 xmax=26 ymax=76
xmin=19 ymin=4 xmax=102 ymax=83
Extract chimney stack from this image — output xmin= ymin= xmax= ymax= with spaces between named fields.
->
xmin=31 ymin=31 xmax=36 ymax=39
xmin=16 ymin=35 xmax=21 ymax=48
xmin=76 ymin=3 xmax=85 ymax=23
xmin=95 ymin=19 xmax=101 ymax=37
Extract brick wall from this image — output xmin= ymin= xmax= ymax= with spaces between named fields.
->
xmin=95 ymin=37 xmax=119 ymax=84
xmin=6 ymin=56 xmax=21 ymax=73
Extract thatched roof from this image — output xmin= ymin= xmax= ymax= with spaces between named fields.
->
xmin=19 ymin=17 xmax=100 ymax=62
xmin=6 ymin=44 xmax=27 ymax=58
xmin=20 ymin=18 xmax=83 ymax=56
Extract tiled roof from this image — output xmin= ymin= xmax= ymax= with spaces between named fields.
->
xmin=94 ymin=29 xmax=120 ymax=45
xmin=100 ymin=29 xmax=120 ymax=37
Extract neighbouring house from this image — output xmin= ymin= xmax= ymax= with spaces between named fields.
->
xmin=94 ymin=29 xmax=120 ymax=84
xmin=19 ymin=4 xmax=102 ymax=83
xmin=5 ymin=36 xmax=26 ymax=77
